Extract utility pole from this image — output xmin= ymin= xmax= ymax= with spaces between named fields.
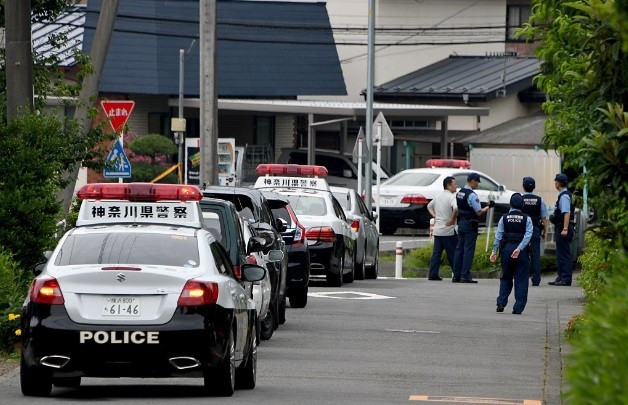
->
xmin=5 ymin=0 xmax=34 ymax=120
xmin=364 ymin=0 xmax=376 ymax=211
xmin=58 ymin=0 xmax=120 ymax=212
xmin=200 ymin=0 xmax=218 ymax=187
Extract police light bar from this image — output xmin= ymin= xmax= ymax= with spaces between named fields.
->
xmin=425 ymin=159 xmax=471 ymax=169
xmin=77 ymin=183 xmax=203 ymax=202
xmin=256 ymin=164 xmax=328 ymax=177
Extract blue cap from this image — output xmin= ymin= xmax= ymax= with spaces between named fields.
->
xmin=467 ymin=173 xmax=481 ymax=182
xmin=510 ymin=193 xmax=524 ymax=209
xmin=554 ymin=173 xmax=568 ymax=184
xmin=523 ymin=177 xmax=535 ymax=188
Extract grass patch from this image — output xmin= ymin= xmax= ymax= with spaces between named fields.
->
xmin=379 ymin=252 xmax=396 ymax=263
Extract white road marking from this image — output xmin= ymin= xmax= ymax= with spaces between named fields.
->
xmin=307 ymin=291 xmax=395 ymax=300
xmin=385 ymin=329 xmax=441 ymax=334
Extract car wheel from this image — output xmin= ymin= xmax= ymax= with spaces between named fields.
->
xmin=289 ymin=286 xmax=308 ymax=308
xmin=255 ymin=312 xmax=261 ymax=345
xmin=343 ymin=251 xmax=355 ymax=283
xmin=278 ymin=296 xmax=286 ymax=325
xmin=355 ymin=245 xmax=366 ymax=280
xmin=260 ymin=303 xmax=275 ymax=341
xmin=235 ymin=320 xmax=257 ymax=390
xmin=204 ymin=329 xmax=235 ymax=396
xmin=326 ymin=254 xmax=343 ymax=287
xmin=53 ymin=376 xmax=81 ymax=388
xmin=366 ymin=248 xmax=379 ymax=279
xmin=20 ymin=355 xmax=52 ymax=397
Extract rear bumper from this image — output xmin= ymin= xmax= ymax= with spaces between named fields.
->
xmin=286 ymin=243 xmax=310 ymax=292
xmin=21 ymin=302 xmax=238 ymax=378
xmin=380 ymin=205 xmax=431 ymax=229
xmin=307 ymin=242 xmax=340 ymax=276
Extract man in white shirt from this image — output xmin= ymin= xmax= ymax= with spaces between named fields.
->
xmin=426 ymin=176 xmax=458 ymax=280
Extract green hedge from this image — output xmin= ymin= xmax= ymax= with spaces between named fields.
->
xmin=565 ymin=252 xmax=628 ymax=404
xmin=577 ymin=232 xmax=618 ymax=301
xmin=0 ymin=249 xmax=30 ymax=354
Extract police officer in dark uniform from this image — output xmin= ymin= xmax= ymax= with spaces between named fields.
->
xmin=548 ymin=173 xmax=575 ymax=286
xmin=453 ymin=172 xmax=492 ymax=283
xmin=490 ymin=193 xmax=533 ymax=314
xmin=521 ymin=177 xmax=548 ymax=286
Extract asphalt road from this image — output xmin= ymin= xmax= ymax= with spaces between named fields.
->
xmin=0 ymin=276 xmax=582 ymax=404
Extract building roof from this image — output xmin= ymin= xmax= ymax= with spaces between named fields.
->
xmin=32 ymin=5 xmax=85 ymax=67
xmin=464 ymin=113 xmax=545 ymax=146
xmin=373 ymin=55 xmax=541 ymax=102
xmin=37 ymin=0 xmax=345 ymax=97
xmin=169 ymin=98 xmax=490 ymax=117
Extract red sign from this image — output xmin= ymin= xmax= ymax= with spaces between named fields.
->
xmin=101 ymin=100 xmax=135 ymax=133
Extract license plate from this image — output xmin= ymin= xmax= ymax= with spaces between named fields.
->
xmin=384 ymin=197 xmax=395 ymax=205
xmin=102 ymin=297 xmax=140 ymax=316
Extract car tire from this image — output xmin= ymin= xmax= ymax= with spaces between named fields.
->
xmin=365 ymin=248 xmax=379 ymax=279
xmin=20 ymin=355 xmax=52 ymax=397
xmin=255 ymin=312 xmax=261 ymax=345
xmin=204 ymin=329 xmax=235 ymax=397
xmin=380 ymin=226 xmax=397 ymax=236
xmin=326 ymin=255 xmax=343 ymax=287
xmin=289 ymin=286 xmax=308 ymax=308
xmin=355 ymin=246 xmax=366 ymax=280
xmin=343 ymin=251 xmax=355 ymax=283
xmin=53 ymin=376 xmax=81 ymax=388
xmin=260 ymin=303 xmax=275 ymax=341
xmin=277 ymin=296 xmax=286 ymax=325
xmin=235 ymin=320 xmax=257 ymax=390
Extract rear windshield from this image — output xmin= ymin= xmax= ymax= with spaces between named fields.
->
xmin=55 ymin=232 xmax=199 ymax=267
xmin=287 ymin=195 xmax=327 ymax=216
xmin=383 ymin=172 xmax=440 ymax=187
xmin=332 ymin=192 xmax=351 ymax=210
xmin=205 ymin=193 xmax=256 ymax=221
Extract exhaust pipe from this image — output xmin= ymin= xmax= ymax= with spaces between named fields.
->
xmin=169 ymin=356 xmax=200 ymax=370
xmin=40 ymin=355 xmax=70 ymax=369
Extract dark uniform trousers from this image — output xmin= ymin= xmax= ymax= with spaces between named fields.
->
xmin=553 ymin=190 xmax=575 ymax=284
xmin=528 ymin=228 xmax=542 ymax=286
xmin=453 ymin=187 xmax=478 ymax=281
xmin=497 ymin=209 xmax=530 ymax=313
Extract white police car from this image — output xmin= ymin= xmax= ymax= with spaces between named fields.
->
xmin=20 ymin=183 xmax=265 ymax=397
xmin=253 ymin=164 xmax=356 ymax=286
xmin=377 ymin=160 xmax=515 ymax=234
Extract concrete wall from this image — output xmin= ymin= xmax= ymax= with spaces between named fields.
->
xmin=274 ymin=115 xmax=296 ymax=158
xmin=310 ymin=0 xmax=506 ymax=102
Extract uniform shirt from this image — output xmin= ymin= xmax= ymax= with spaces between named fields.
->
xmin=427 ymin=190 xmax=457 ymax=236
xmin=463 ymin=184 xmax=482 ymax=214
xmin=557 ymin=187 xmax=572 ymax=214
xmin=492 ymin=208 xmax=533 ymax=254
xmin=527 ymin=191 xmax=549 ymax=218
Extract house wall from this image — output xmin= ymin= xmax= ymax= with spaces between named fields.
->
xmin=312 ymin=0 xmax=507 ymax=102
xmin=479 ymin=93 xmax=541 ymax=130
xmin=275 ymin=115 xmax=296 ymax=158
xmin=124 ymin=95 xmax=170 ymax=136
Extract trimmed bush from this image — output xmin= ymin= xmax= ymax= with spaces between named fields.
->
xmin=0 ymin=249 xmax=30 ymax=354
xmin=577 ymin=232 xmax=618 ymax=301
xmin=129 ymin=134 xmax=177 ymax=158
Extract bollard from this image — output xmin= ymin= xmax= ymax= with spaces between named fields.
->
xmin=395 ymin=241 xmax=403 ymax=279
xmin=429 ymin=218 xmax=435 ymax=242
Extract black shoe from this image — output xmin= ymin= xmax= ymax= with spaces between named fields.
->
xmin=512 ymin=311 xmax=522 ymax=315
xmin=496 ymin=305 xmax=505 ymax=313
xmin=460 ymin=278 xmax=478 ymax=283
xmin=553 ymin=281 xmax=572 ymax=286
xmin=428 ymin=276 xmax=443 ymax=281
xmin=548 ymin=281 xmax=557 ymax=285
xmin=532 ymin=283 xmax=540 ymax=286
xmin=452 ymin=278 xmax=460 ymax=283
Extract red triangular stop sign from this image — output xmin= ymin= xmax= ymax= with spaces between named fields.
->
xmin=101 ymin=100 xmax=135 ymax=133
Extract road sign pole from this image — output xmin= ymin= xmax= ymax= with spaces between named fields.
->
xmin=376 ymin=123 xmax=382 ymax=233
xmin=357 ymin=138 xmax=363 ymax=196
xmin=118 ymin=130 xmax=124 ymax=183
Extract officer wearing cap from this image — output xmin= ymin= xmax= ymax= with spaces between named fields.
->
xmin=549 ymin=173 xmax=575 ymax=286
xmin=521 ymin=177 xmax=548 ymax=286
xmin=490 ymin=193 xmax=533 ymax=314
xmin=453 ymin=172 xmax=492 ymax=283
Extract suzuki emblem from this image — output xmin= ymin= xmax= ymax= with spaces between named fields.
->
xmin=116 ymin=273 xmax=126 ymax=282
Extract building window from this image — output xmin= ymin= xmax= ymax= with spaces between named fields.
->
xmin=506 ymin=4 xmax=532 ymax=42
xmin=148 ymin=112 xmax=170 ymax=135
xmin=390 ymin=120 xmax=430 ymax=129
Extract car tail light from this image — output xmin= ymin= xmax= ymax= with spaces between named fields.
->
xmin=177 ymin=280 xmax=219 ymax=306
xmin=233 ymin=265 xmax=242 ymax=279
xmin=306 ymin=226 xmax=337 ymax=243
xmin=287 ymin=205 xmax=306 ymax=244
xmin=77 ymin=183 xmax=202 ymax=202
xmin=351 ymin=219 xmax=360 ymax=232
xmin=401 ymin=194 xmax=429 ymax=205
xmin=246 ymin=255 xmax=258 ymax=265
xmin=30 ymin=278 xmax=65 ymax=305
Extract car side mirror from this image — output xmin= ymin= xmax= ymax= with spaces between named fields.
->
xmin=33 ymin=262 xmax=46 ymax=276
xmin=371 ymin=213 xmax=378 ymax=221
xmin=343 ymin=169 xmax=353 ymax=178
xmin=277 ymin=218 xmax=288 ymax=233
xmin=240 ymin=264 xmax=266 ymax=282
xmin=267 ymin=250 xmax=284 ymax=263
xmin=247 ymin=236 xmax=267 ymax=254
xmin=498 ymin=185 xmax=505 ymax=192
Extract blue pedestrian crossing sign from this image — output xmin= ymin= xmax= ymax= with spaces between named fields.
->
xmin=104 ymin=139 xmax=132 ymax=178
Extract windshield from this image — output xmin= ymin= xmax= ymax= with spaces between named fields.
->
xmin=201 ymin=212 xmax=224 ymax=244
xmin=383 ymin=172 xmax=440 ymax=187
xmin=332 ymin=192 xmax=351 ymax=210
xmin=55 ymin=232 xmax=199 ymax=267
xmin=286 ymin=195 xmax=327 ymax=216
